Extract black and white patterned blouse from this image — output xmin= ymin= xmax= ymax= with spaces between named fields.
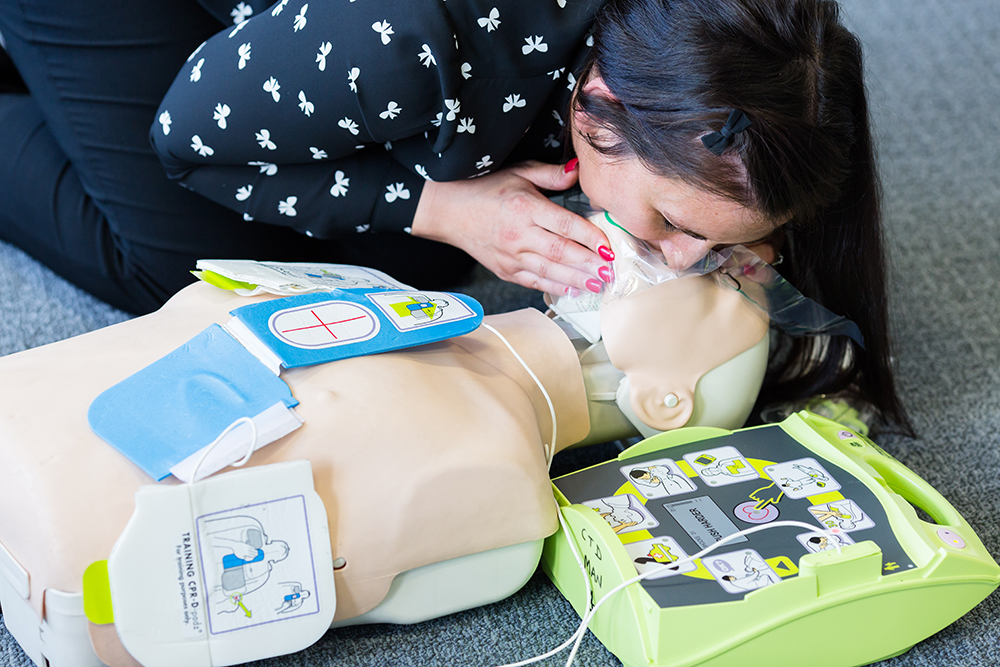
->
xmin=152 ymin=0 xmax=605 ymax=239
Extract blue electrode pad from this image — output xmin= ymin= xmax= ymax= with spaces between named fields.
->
xmin=225 ymin=289 xmax=484 ymax=373
xmin=88 ymin=324 xmax=299 ymax=481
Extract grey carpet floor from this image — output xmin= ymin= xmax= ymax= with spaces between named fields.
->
xmin=2 ymin=0 xmax=999 ymax=664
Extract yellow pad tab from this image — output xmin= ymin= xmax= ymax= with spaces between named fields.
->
xmin=191 ymin=270 xmax=257 ymax=292
xmin=83 ymin=560 xmax=115 ymax=625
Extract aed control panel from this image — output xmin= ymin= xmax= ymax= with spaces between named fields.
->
xmin=553 ymin=424 xmax=914 ymax=607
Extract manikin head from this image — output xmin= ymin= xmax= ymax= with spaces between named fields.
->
xmin=566 ymin=213 xmax=771 ymax=443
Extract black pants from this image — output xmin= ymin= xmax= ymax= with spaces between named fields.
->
xmin=0 ymin=1 xmax=473 ymax=314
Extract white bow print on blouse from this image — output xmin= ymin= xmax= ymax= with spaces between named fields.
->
xmin=385 ymin=183 xmax=410 ymax=202
xmin=263 ymin=77 xmax=281 ymax=102
xmin=238 ymin=42 xmax=251 ymax=69
xmin=255 ymin=129 xmax=277 ymax=150
xmin=187 ymin=42 xmax=206 ymax=62
xmin=503 ymin=94 xmax=526 ymax=112
xmin=298 ymin=91 xmax=314 ymax=116
xmin=190 ymin=135 xmax=214 ymax=157
xmin=214 ymin=103 xmax=231 ymax=129
xmin=278 ymin=197 xmax=298 ymax=216
xmin=293 ymin=4 xmax=308 ymax=32
xmin=317 ymin=42 xmax=332 ymax=71
xmin=249 ymin=161 xmax=278 ymax=176
xmin=330 ymin=170 xmax=350 ymax=197
xmin=372 ymin=21 xmax=394 ymax=45
xmin=229 ymin=21 xmax=249 ymax=38
xmin=230 ymin=2 xmax=252 ymax=24
xmin=380 ymin=102 xmax=402 ymax=120
xmin=338 ymin=117 xmax=360 ymax=135
xmin=418 ymin=44 xmax=436 ymax=68
xmin=522 ymin=36 xmax=548 ymax=55
xmin=158 ymin=111 xmax=172 ymax=135
xmin=478 ymin=8 xmax=500 ymax=32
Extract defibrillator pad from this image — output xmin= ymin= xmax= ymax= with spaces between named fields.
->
xmin=86 ymin=460 xmax=336 ymax=667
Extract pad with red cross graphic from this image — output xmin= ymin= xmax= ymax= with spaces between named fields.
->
xmin=226 ymin=288 xmax=484 ymax=372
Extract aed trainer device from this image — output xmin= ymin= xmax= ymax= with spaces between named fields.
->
xmin=543 ymin=411 xmax=1000 ymax=667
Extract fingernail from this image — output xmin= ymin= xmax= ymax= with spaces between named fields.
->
xmin=598 ymin=245 xmax=615 ymax=261
xmin=586 ymin=278 xmax=603 ymax=294
xmin=565 ymin=286 xmax=580 ymax=298
xmin=598 ymin=265 xmax=613 ymax=283
xmin=563 ymin=157 xmax=579 ymax=173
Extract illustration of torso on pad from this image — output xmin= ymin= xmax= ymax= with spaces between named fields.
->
xmin=555 ymin=427 xmax=914 ymax=608
xmin=195 ymin=496 xmax=321 ymax=635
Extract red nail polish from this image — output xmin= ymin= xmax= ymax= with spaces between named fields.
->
xmin=598 ymin=265 xmax=613 ymax=283
xmin=563 ymin=157 xmax=579 ymax=173
xmin=586 ymin=278 xmax=602 ymax=293
xmin=598 ymin=245 xmax=615 ymax=261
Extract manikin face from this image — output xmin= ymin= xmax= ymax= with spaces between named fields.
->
xmin=572 ymin=80 xmax=782 ymax=269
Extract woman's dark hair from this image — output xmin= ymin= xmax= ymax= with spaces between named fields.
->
xmin=578 ymin=0 xmax=912 ymax=433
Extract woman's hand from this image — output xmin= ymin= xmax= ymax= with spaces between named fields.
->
xmin=411 ymin=160 xmax=612 ymax=296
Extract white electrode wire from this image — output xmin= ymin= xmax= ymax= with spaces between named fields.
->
xmin=482 ymin=323 xmax=558 ymax=470
xmin=561 ymin=520 xmax=842 ymax=666
xmin=494 ymin=502 xmax=593 ymax=667
xmin=496 ymin=516 xmax=841 ymax=667
xmin=187 ymin=416 xmax=259 ymax=484
xmin=480 ymin=322 xmax=597 ymax=667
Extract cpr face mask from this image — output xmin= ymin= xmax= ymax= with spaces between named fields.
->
xmin=597 ymin=211 xmax=865 ymax=345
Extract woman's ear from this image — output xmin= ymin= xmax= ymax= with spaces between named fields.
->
xmin=573 ymin=76 xmax=617 ymax=140
xmin=581 ymin=75 xmax=617 ymax=100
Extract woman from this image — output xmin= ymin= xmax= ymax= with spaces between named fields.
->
xmin=0 ymin=0 xmax=908 ymax=430
xmin=152 ymin=0 xmax=909 ymax=431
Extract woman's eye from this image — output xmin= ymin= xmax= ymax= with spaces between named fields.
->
xmin=661 ymin=217 xmax=709 ymax=242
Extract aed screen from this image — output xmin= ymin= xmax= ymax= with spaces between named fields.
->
xmin=662 ymin=495 xmax=747 ymax=549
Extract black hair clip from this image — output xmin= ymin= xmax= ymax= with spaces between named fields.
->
xmin=701 ymin=109 xmax=752 ymax=156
